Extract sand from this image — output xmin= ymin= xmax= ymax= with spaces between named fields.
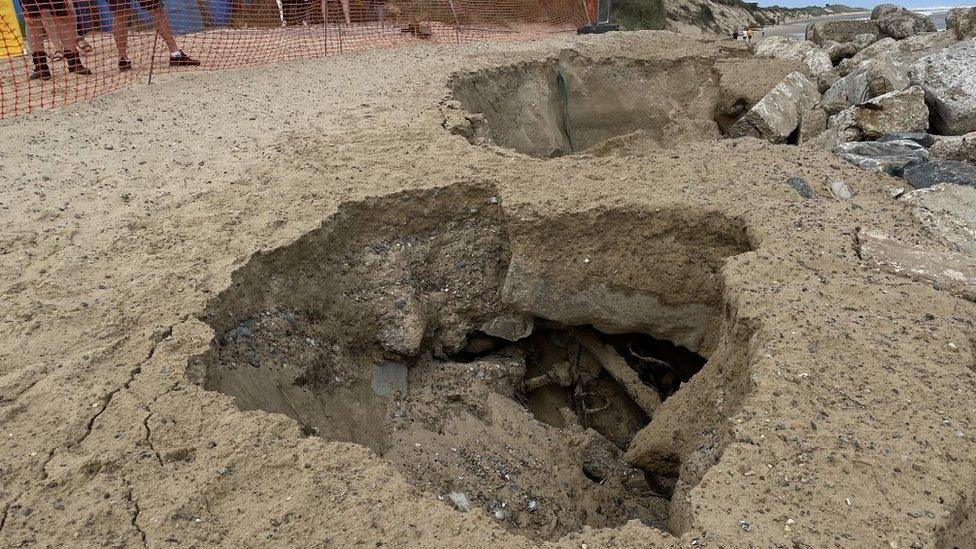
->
xmin=0 ymin=30 xmax=975 ymax=548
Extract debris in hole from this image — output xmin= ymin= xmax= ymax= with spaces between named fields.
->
xmin=371 ymin=361 xmax=408 ymax=397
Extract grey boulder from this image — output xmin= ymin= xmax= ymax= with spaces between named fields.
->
xmin=930 ymin=132 xmax=976 ymax=163
xmin=728 ymin=72 xmax=821 ymax=143
xmin=827 ymin=85 xmax=928 ymax=141
xmin=871 ymin=4 xmax=904 ymax=20
xmin=824 ymin=33 xmax=878 ymax=64
xmin=901 ymin=183 xmax=976 ymax=255
xmin=946 ymin=7 xmax=976 ymax=40
xmin=753 ymin=36 xmax=833 ymax=75
xmin=903 ymin=160 xmax=976 ymax=189
xmin=821 ymin=55 xmax=910 ymax=114
xmin=806 ymin=20 xmax=880 ymax=47
xmin=834 ymin=139 xmax=930 ymax=175
xmin=910 ymin=40 xmax=976 ymax=135
xmin=876 ymin=9 xmax=936 ymax=40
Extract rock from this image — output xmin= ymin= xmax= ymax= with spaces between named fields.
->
xmin=828 ymin=85 xmax=928 ymax=140
xmin=580 ymin=429 xmax=620 ymax=482
xmin=930 ymin=132 xmax=976 ymax=163
xmin=903 ymin=160 xmax=976 ymax=189
xmin=821 ymin=55 xmax=910 ymax=115
xmin=816 ymin=70 xmax=840 ymax=94
xmin=871 ymin=4 xmax=904 ymax=20
xmin=910 ymin=41 xmax=976 ymax=135
xmin=806 ymin=20 xmax=880 ymax=47
xmin=798 ymin=107 xmax=828 ymax=144
xmin=947 ymin=7 xmax=976 ymax=39
xmin=833 ymin=139 xmax=930 ymax=175
xmin=753 ymin=36 xmax=833 ymax=76
xmin=727 ymin=72 xmax=820 ymax=143
xmin=841 ymin=32 xmax=956 ymax=76
xmin=879 ymin=131 xmax=936 ymax=148
xmin=447 ymin=491 xmax=470 ymax=512
xmin=480 ymin=313 xmax=534 ymax=342
xmin=462 ymin=334 xmax=498 ymax=354
xmin=876 ymin=9 xmax=936 ymax=40
xmin=378 ymin=311 xmax=426 ymax=356
xmin=370 ymin=360 xmax=409 ymax=397
xmin=901 ymin=183 xmax=976 ymax=254
xmin=824 ymin=33 xmax=878 ymax=64
xmin=855 ymin=228 xmax=976 ymax=302
xmin=787 ymin=176 xmax=814 ymax=198
xmin=830 ymin=179 xmax=852 ymax=199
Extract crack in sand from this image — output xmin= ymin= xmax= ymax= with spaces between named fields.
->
xmin=122 ymin=477 xmax=149 ymax=549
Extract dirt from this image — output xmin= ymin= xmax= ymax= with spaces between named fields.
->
xmin=1 ymin=30 xmax=975 ymax=549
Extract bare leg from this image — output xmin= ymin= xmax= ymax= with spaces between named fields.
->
xmin=150 ymin=8 xmax=179 ymax=52
xmin=25 ymin=16 xmax=46 ymax=54
xmin=340 ymin=0 xmax=349 ymax=24
xmin=40 ymin=12 xmax=63 ymax=52
xmin=52 ymin=14 xmax=78 ymax=53
xmin=111 ymin=9 xmax=129 ymax=59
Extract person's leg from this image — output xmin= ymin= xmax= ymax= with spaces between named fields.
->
xmin=24 ymin=11 xmax=53 ymax=79
xmin=47 ymin=0 xmax=90 ymax=73
xmin=340 ymin=0 xmax=349 ymax=24
xmin=111 ymin=11 xmax=128 ymax=58
xmin=143 ymin=0 xmax=200 ymax=66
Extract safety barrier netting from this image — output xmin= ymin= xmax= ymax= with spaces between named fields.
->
xmin=0 ymin=0 xmax=595 ymax=118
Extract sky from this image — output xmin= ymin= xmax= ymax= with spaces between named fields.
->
xmin=756 ymin=1 xmax=971 ymax=7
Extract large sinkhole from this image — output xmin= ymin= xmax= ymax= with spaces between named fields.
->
xmin=187 ymin=183 xmax=753 ymax=541
xmin=447 ymin=51 xmax=726 ymax=159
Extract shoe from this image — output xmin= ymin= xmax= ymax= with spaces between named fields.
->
xmin=119 ymin=58 xmax=132 ymax=72
xmin=168 ymin=51 xmax=200 ymax=67
xmin=29 ymin=67 xmax=52 ymax=80
xmin=65 ymin=51 xmax=91 ymax=75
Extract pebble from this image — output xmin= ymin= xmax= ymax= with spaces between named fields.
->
xmin=493 ymin=509 xmax=507 ymax=521
xmin=830 ymin=180 xmax=852 ymax=200
xmin=738 ymin=519 xmax=751 ymax=531
xmin=448 ymin=491 xmax=470 ymax=512
xmin=787 ymin=176 xmax=813 ymax=199
xmin=527 ymin=499 xmax=539 ymax=512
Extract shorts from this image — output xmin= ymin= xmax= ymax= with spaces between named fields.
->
xmin=106 ymin=0 xmax=162 ymax=13
xmin=20 ymin=0 xmax=69 ymax=18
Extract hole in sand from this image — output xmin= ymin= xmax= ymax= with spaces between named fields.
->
xmin=188 ymin=182 xmax=751 ymax=541
xmin=448 ymin=51 xmax=725 ymax=158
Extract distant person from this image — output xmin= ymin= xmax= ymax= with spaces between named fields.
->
xmin=108 ymin=0 xmax=199 ymax=72
xmin=746 ymin=28 xmax=753 ymax=42
xmin=19 ymin=0 xmax=91 ymax=79
xmin=732 ymin=29 xmax=738 ymax=40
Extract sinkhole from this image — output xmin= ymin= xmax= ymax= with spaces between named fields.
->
xmin=447 ymin=51 xmax=728 ymax=159
xmin=187 ymin=182 xmax=754 ymax=540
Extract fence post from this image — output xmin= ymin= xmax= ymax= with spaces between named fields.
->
xmin=147 ymin=33 xmax=160 ymax=85
xmin=322 ymin=0 xmax=330 ymax=56
xmin=446 ymin=0 xmax=461 ymax=45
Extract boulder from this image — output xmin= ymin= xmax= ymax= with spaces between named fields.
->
xmin=876 ymin=9 xmax=936 ymax=40
xmin=834 ymin=139 xmax=930 ymax=175
xmin=930 ymin=132 xmax=976 ymax=163
xmin=806 ymin=20 xmax=880 ymax=47
xmin=828 ymin=85 xmax=928 ymax=140
xmin=903 ymin=160 xmax=976 ymax=189
xmin=856 ymin=228 xmax=976 ymax=303
xmin=824 ymin=33 xmax=877 ymax=64
xmin=910 ymin=40 xmax=976 ymax=135
xmin=946 ymin=7 xmax=976 ymax=40
xmin=840 ymin=32 xmax=956 ymax=76
xmin=821 ymin=55 xmax=910 ymax=115
xmin=798 ymin=107 xmax=828 ymax=144
xmin=727 ymin=72 xmax=820 ymax=143
xmin=753 ymin=36 xmax=833 ymax=76
xmin=871 ymin=4 xmax=904 ymax=20
xmin=901 ymin=183 xmax=976 ymax=255
xmin=879 ymin=131 xmax=936 ymax=148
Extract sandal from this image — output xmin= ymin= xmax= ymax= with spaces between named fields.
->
xmin=51 ymin=49 xmax=64 ymax=62
xmin=76 ymin=37 xmax=93 ymax=54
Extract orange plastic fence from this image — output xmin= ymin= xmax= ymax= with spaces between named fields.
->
xmin=0 ymin=0 xmax=594 ymax=118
